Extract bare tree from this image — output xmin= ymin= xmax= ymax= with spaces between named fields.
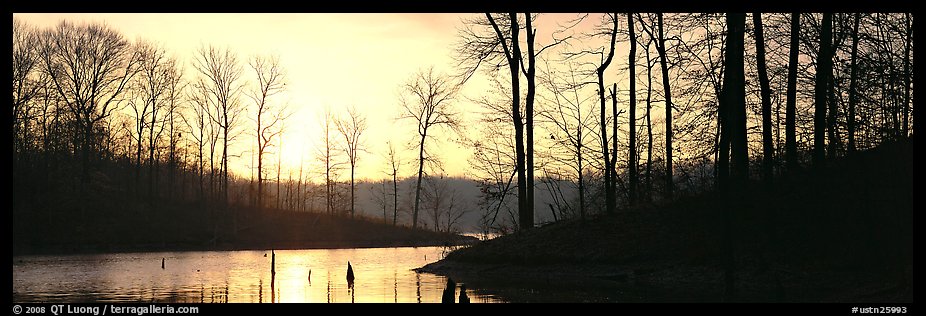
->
xmin=656 ymin=13 xmax=675 ymax=200
xmin=469 ymin=77 xmax=519 ymax=235
xmin=38 ymin=20 xmax=142 ymax=184
xmin=639 ymin=14 xmax=657 ymax=201
xmin=335 ymin=106 xmax=367 ymax=218
xmin=315 ymin=108 xmax=344 ymax=216
xmin=538 ymin=62 xmax=595 ymax=220
xmin=193 ymin=44 xmax=244 ymax=228
xmin=398 ymin=67 xmax=461 ymax=229
xmin=182 ymin=78 xmax=213 ymax=203
xmin=720 ymin=12 xmax=747 ymax=300
xmin=594 ymin=13 xmax=618 ymax=215
xmin=422 ymin=175 xmax=468 ymax=233
xmin=847 ymin=13 xmax=861 ymax=153
xmin=131 ymin=42 xmax=178 ymax=200
xmin=753 ymin=13 xmax=775 ymax=183
xmin=785 ymin=13 xmax=800 ymax=170
xmin=456 ymin=13 xmax=529 ymax=230
xmin=902 ymin=13 xmax=912 ymax=137
xmin=814 ymin=13 xmax=833 ymax=168
xmin=627 ymin=12 xmax=639 ymax=204
xmin=12 ymin=18 xmax=43 ymax=167
xmin=636 ymin=13 xmax=676 ymax=199
xmin=247 ymin=55 xmax=287 ymax=211
xmin=385 ymin=141 xmax=403 ymax=226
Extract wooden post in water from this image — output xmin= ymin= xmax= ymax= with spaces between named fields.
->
xmin=271 ymin=249 xmax=276 ymax=303
xmin=459 ymin=283 xmax=470 ymax=303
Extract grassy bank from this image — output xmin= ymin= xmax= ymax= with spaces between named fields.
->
xmin=420 ymin=138 xmax=913 ymax=302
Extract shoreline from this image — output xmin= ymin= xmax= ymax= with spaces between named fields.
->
xmin=417 ymin=256 xmax=912 ymax=303
xmin=14 ymin=237 xmax=478 ymax=257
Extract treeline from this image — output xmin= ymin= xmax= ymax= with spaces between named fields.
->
xmin=10 ymin=18 xmax=423 ymax=238
xmin=11 ymin=13 xmax=914 ymax=238
xmin=460 ymin=13 xmax=913 ymax=235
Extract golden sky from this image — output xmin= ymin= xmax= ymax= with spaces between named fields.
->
xmin=14 ymin=13 xmax=621 ymax=183
xmin=15 ymin=13 xmax=488 ymax=182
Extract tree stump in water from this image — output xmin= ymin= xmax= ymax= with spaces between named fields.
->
xmin=347 ymin=261 xmax=355 ymax=288
xmin=458 ymin=283 xmax=470 ymax=303
xmin=441 ymin=278 xmax=456 ymax=303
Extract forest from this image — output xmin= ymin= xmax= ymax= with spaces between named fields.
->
xmin=12 ymin=13 xmax=913 ymax=253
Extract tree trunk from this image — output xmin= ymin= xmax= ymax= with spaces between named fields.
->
xmin=393 ymin=170 xmax=398 ymax=226
xmin=610 ymin=83 xmax=619 ymax=208
xmin=657 ymin=13 xmax=674 ymax=200
xmin=628 ymin=12 xmax=638 ymax=205
xmin=903 ymin=13 xmax=911 ymax=137
xmin=726 ymin=13 xmax=749 ymax=184
xmin=645 ymin=40 xmax=654 ymax=202
xmin=598 ymin=14 xmax=618 ymax=215
xmin=524 ymin=12 xmax=536 ymax=228
xmin=848 ymin=13 xmax=860 ymax=153
xmin=350 ymin=163 xmax=355 ymax=218
xmin=814 ymin=13 xmax=833 ymax=168
xmin=754 ymin=13 xmax=774 ymax=183
xmin=257 ymin=108 xmax=264 ymax=210
xmin=505 ymin=13 xmax=529 ymax=230
xmin=723 ymin=12 xmax=748 ymax=301
xmin=412 ymin=134 xmax=426 ymax=229
xmin=786 ymin=13 xmax=800 ymax=170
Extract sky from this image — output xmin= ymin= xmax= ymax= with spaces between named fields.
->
xmin=14 ymin=13 xmax=620 ymax=183
xmin=14 ymin=13 xmax=488 ymax=182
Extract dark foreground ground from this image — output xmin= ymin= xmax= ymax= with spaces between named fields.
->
xmin=420 ymin=139 xmax=913 ymax=302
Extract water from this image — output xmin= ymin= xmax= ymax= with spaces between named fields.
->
xmin=12 ymin=247 xmax=504 ymax=303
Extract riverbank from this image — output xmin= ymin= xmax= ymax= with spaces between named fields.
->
xmin=14 ymin=202 xmax=476 ymax=256
xmin=419 ymin=139 xmax=912 ymax=302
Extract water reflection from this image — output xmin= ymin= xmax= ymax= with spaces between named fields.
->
xmin=13 ymin=247 xmax=502 ymax=303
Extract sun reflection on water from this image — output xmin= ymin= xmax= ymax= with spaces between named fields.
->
xmin=13 ymin=247 xmax=502 ymax=303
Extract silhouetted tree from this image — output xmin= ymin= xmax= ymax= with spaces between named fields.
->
xmin=335 ymin=106 xmax=367 ymax=218
xmin=848 ymin=13 xmax=861 ymax=153
xmin=637 ymin=13 xmax=676 ymax=200
xmin=164 ymin=59 xmax=185 ymax=201
xmin=385 ymin=141 xmax=403 ymax=226
xmin=814 ymin=13 xmax=833 ymax=168
xmin=656 ymin=14 xmax=675 ymax=200
xmin=902 ymin=13 xmax=911 ymax=137
xmin=469 ymin=77 xmax=519 ymax=235
xmin=456 ymin=13 xmax=529 ymax=230
xmin=132 ymin=42 xmax=178 ymax=201
xmin=719 ymin=12 xmax=747 ymax=301
xmin=193 ymin=44 xmax=244 ymax=230
xmin=523 ymin=13 xmax=537 ymax=224
xmin=754 ymin=13 xmax=775 ymax=183
xmin=639 ymin=15 xmax=656 ymax=201
xmin=247 ymin=55 xmax=287 ymax=211
xmin=316 ymin=108 xmax=343 ymax=216
xmin=12 ymin=18 xmax=43 ymax=172
xmin=183 ymin=77 xmax=220 ymax=206
xmin=785 ymin=13 xmax=800 ymax=170
xmin=38 ymin=20 xmax=142 ymax=188
xmin=539 ymin=61 xmax=595 ymax=221
xmin=398 ymin=67 xmax=460 ymax=229
xmin=627 ymin=12 xmax=639 ymax=204
xmin=596 ymin=14 xmax=618 ymax=215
